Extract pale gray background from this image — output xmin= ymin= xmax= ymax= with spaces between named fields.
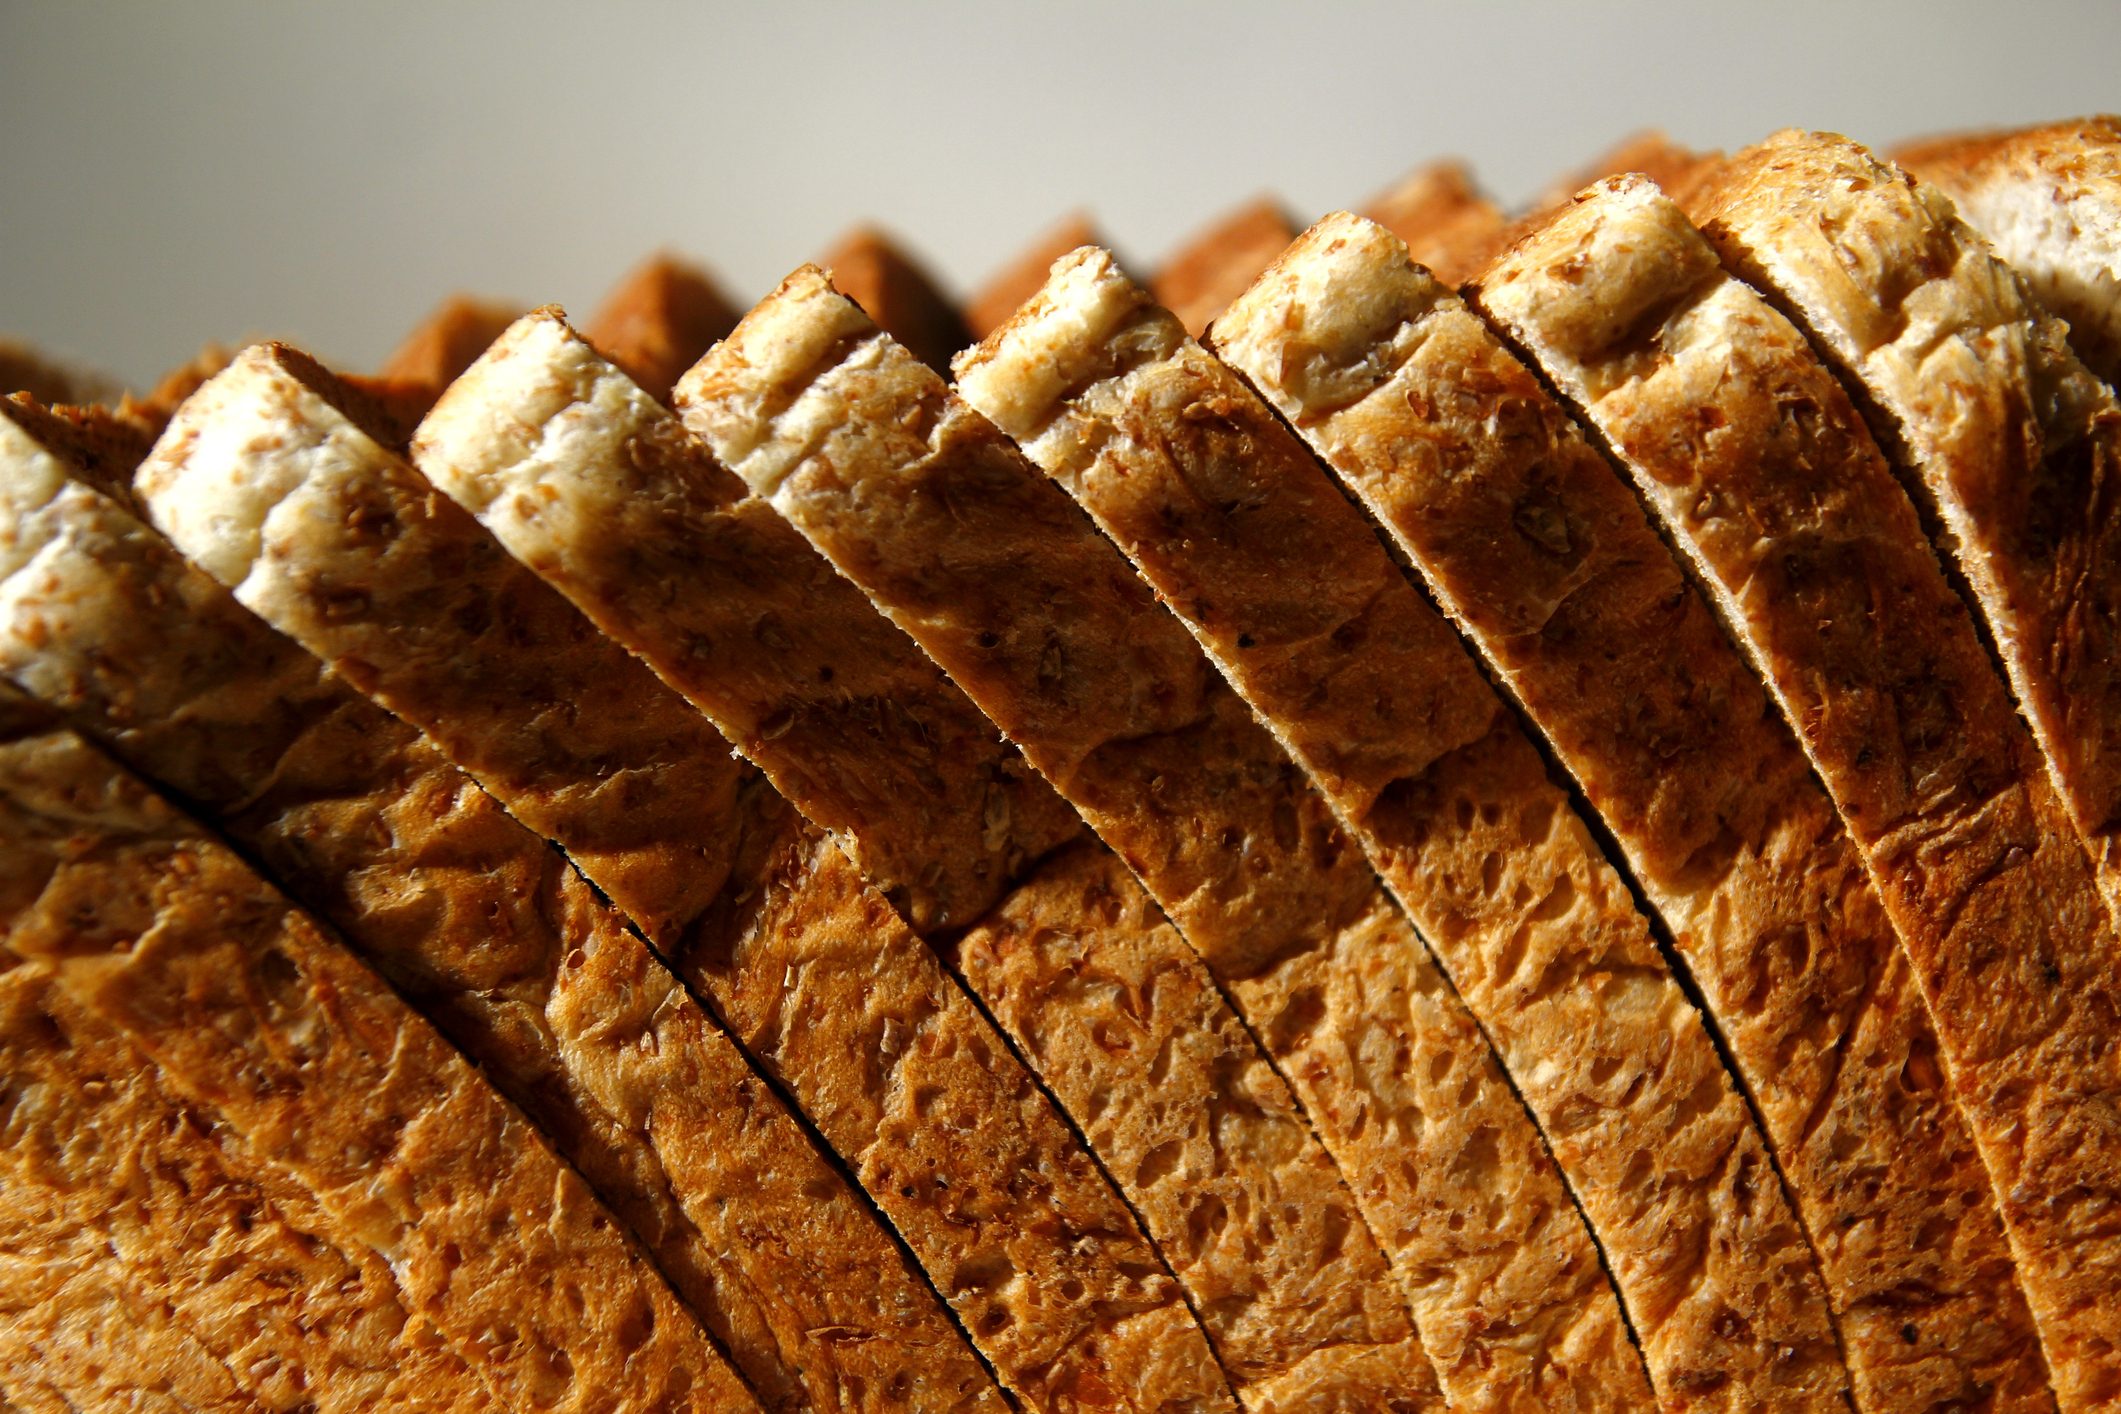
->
xmin=4 ymin=0 xmax=2116 ymax=388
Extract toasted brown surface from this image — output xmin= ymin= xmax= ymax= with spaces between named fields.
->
xmin=967 ymin=248 xmax=1849 ymax=1410
xmin=0 ymin=702 xmax=754 ymax=1414
xmin=965 ymin=212 xmax=1107 ymax=339
xmin=0 ymin=341 xmax=120 ymax=407
xmin=139 ymin=339 xmax=1233 ymax=1414
xmin=1687 ymin=130 xmax=2121 ymax=939
xmin=583 ymin=254 xmax=741 ymax=402
xmin=1478 ymin=172 xmax=2121 ymax=1408
xmin=1152 ymin=198 xmax=1299 ymax=338
xmin=1359 ymin=161 xmax=1507 ymax=287
xmin=1898 ymin=117 xmax=2121 ymax=388
xmin=682 ymin=266 xmax=1644 ymax=1414
xmin=416 ymin=312 xmax=1437 ymax=1410
xmin=2 ymin=399 xmax=1004 ymax=1414
xmin=1534 ymin=130 xmax=1719 ymax=210
xmin=410 ymin=312 xmax=1088 ymax=935
xmin=817 ymin=226 xmax=970 ymax=375
xmin=377 ymin=295 xmax=523 ymax=388
xmin=1224 ymin=211 xmax=2050 ymax=1412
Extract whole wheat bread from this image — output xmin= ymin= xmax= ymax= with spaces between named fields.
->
xmin=0 ymin=396 xmax=1005 ymax=1414
xmin=816 ymin=227 xmax=970 ymax=376
xmin=1684 ymin=130 xmax=2121 ymax=938
xmin=1476 ymin=171 xmax=2121 ymax=1408
xmin=1216 ymin=209 xmax=2049 ymax=1412
xmin=1359 ymin=161 xmax=1507 ymax=289
xmin=406 ymin=310 xmax=1440 ymax=1410
xmin=135 ymin=345 xmax=1237 ymax=1414
xmin=1152 ymin=199 xmax=1299 ymax=339
xmin=966 ymin=213 xmax=1110 ymax=340
xmin=581 ymin=254 xmax=741 ymax=403
xmin=0 ymin=696 xmax=756 ymax=1414
xmin=680 ymin=267 xmax=1651 ymax=1414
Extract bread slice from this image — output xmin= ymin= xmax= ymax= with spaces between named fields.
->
xmin=1897 ymin=117 xmax=2121 ymax=388
xmin=965 ymin=213 xmax=1108 ymax=340
xmin=1684 ymin=131 xmax=2121 ymax=939
xmin=582 ymin=254 xmax=740 ymax=402
xmin=1359 ymin=161 xmax=1507 ymax=288
xmin=1533 ymin=131 xmax=1718 ymax=211
xmin=408 ymin=310 xmax=1439 ymax=1409
xmin=816 ymin=226 xmax=970 ymax=376
xmin=1476 ymin=171 xmax=2121 ymax=1408
xmin=965 ymin=247 xmax=1856 ymax=1409
xmin=377 ymin=295 xmax=523 ymax=389
xmin=0 ymin=692 xmax=756 ymax=1414
xmin=1151 ymin=198 xmax=1298 ymax=338
xmin=0 ymin=846 xmax=507 ymax=1412
xmin=0 ymin=397 xmax=1006 ymax=1414
xmin=1218 ymin=210 xmax=2049 ymax=1412
xmin=133 ymin=349 xmax=1235 ymax=1414
xmin=681 ymin=267 xmax=1651 ymax=1414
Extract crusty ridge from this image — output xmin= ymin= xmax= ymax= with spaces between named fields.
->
xmin=0 ymin=695 xmax=756 ymax=1414
xmin=0 ymin=396 xmax=1004 ymax=1414
xmin=1219 ymin=210 xmax=2049 ymax=1412
xmin=962 ymin=247 xmax=1848 ymax=1411
xmin=1684 ymin=130 xmax=2121 ymax=940
xmin=411 ymin=310 xmax=1441 ymax=1411
xmin=1477 ymin=172 xmax=2121 ymax=1408
xmin=1359 ymin=161 xmax=1507 ymax=288
xmin=1897 ymin=117 xmax=2121 ymax=389
xmin=680 ymin=267 xmax=1648 ymax=1414
xmin=1152 ymin=198 xmax=1299 ymax=338
xmin=138 ymin=343 xmax=1237 ymax=1414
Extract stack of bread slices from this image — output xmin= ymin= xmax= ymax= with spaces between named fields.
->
xmin=4 ymin=118 xmax=2119 ymax=1414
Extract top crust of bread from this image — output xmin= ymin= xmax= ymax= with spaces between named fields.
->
xmin=138 ymin=340 xmax=1235 ymax=1414
xmin=1685 ymin=129 xmax=2121 ymax=936
xmin=0 ymin=702 xmax=757 ymax=1414
xmin=967 ymin=245 xmax=1848 ymax=1410
xmin=1151 ymin=199 xmax=1299 ymax=338
xmin=413 ymin=310 xmax=1439 ymax=1411
xmin=1478 ymin=171 xmax=2121 ymax=1407
xmin=1359 ymin=163 xmax=1509 ymax=287
xmin=582 ymin=254 xmax=741 ymax=403
xmin=681 ymin=266 xmax=1651 ymax=1414
xmin=1219 ymin=210 xmax=2049 ymax=1413
xmin=1898 ymin=117 xmax=2121 ymax=387
xmin=377 ymin=295 xmax=523 ymax=391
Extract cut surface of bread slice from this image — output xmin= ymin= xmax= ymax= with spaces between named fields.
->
xmin=1151 ymin=198 xmax=1299 ymax=338
xmin=816 ymin=226 xmax=970 ymax=376
xmin=681 ymin=268 xmax=1650 ymax=1414
xmin=0 ymin=693 xmax=756 ymax=1414
xmin=582 ymin=253 xmax=741 ymax=402
xmin=409 ymin=310 xmax=1440 ymax=1411
xmin=0 ymin=395 xmax=1004 ymax=1414
xmin=1685 ymin=130 xmax=2121 ymax=938
xmin=1359 ymin=161 xmax=1508 ymax=288
xmin=1476 ymin=171 xmax=2121 ymax=1409
xmin=1218 ymin=210 xmax=2050 ymax=1413
xmin=966 ymin=212 xmax=1110 ymax=339
xmin=963 ymin=247 xmax=1851 ymax=1411
xmin=1898 ymin=117 xmax=2121 ymax=389
xmin=135 ymin=346 xmax=1236 ymax=1414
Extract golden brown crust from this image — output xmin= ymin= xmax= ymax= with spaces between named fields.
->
xmin=410 ymin=314 xmax=1084 ymax=935
xmin=1897 ymin=117 xmax=2121 ymax=387
xmin=967 ymin=248 xmax=1849 ymax=1410
xmin=1686 ymin=130 xmax=2121 ymax=940
xmin=0 ymin=709 xmax=756 ymax=1414
xmin=414 ymin=312 xmax=1436 ymax=1409
xmin=0 ymin=342 xmax=120 ymax=408
xmin=683 ymin=267 xmax=1648 ymax=1414
xmin=1358 ymin=162 xmax=1508 ymax=288
xmin=1221 ymin=210 xmax=2050 ymax=1412
xmin=817 ymin=226 xmax=971 ymax=376
xmin=1534 ymin=131 xmax=1720 ymax=211
xmin=377 ymin=295 xmax=523 ymax=389
xmin=582 ymin=254 xmax=741 ymax=402
xmin=2 ymin=402 xmax=1006 ymax=1414
xmin=138 ymin=339 xmax=1232 ymax=1413
xmin=1477 ymin=171 xmax=2121 ymax=1408
xmin=1152 ymin=199 xmax=1299 ymax=338
xmin=965 ymin=213 xmax=1108 ymax=339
